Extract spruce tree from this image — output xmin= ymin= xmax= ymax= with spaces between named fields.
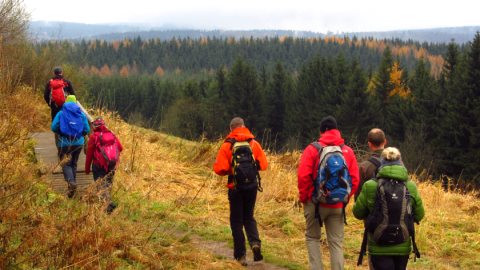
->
xmin=225 ymin=58 xmax=263 ymax=133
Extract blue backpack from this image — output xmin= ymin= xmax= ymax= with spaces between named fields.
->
xmin=311 ymin=142 xmax=352 ymax=205
xmin=59 ymin=102 xmax=85 ymax=139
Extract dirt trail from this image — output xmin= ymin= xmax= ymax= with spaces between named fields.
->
xmin=189 ymin=234 xmax=289 ymax=269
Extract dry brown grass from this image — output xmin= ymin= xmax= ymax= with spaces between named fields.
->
xmin=103 ymin=115 xmax=480 ymax=269
xmin=3 ymin=87 xmax=479 ymax=269
xmin=0 ymin=91 xmax=245 ymax=269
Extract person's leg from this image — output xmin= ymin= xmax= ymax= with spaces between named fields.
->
xmin=369 ymin=255 xmax=395 ymax=270
xmin=242 ymin=187 xmax=262 ymax=261
xmin=69 ymin=146 xmax=82 ymax=182
xmin=320 ymin=207 xmax=344 ymax=270
xmin=304 ymin=201 xmax=323 ymax=270
xmin=228 ymin=189 xmax=246 ymax=261
xmin=59 ymin=147 xmax=76 ymax=198
xmin=92 ymin=165 xmax=116 ymax=213
xmin=393 ymin=255 xmax=409 ymax=270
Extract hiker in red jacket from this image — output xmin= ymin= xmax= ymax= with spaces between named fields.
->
xmin=297 ymin=116 xmax=359 ymax=270
xmin=85 ymin=118 xmax=123 ymax=214
xmin=44 ymin=67 xmax=75 ymax=121
xmin=213 ymin=117 xmax=268 ymax=266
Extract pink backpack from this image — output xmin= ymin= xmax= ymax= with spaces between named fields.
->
xmin=94 ymin=131 xmax=120 ymax=171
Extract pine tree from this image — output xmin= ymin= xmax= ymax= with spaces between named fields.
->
xmin=265 ymin=62 xmax=291 ymax=149
xmin=368 ymin=47 xmax=394 ymax=130
xmin=336 ymin=60 xmax=370 ymax=143
xmin=435 ymin=41 xmax=471 ymax=178
xmin=225 ymin=58 xmax=263 ymax=133
xmin=465 ymin=32 xmax=480 ymax=182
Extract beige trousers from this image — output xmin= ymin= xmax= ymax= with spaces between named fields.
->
xmin=303 ymin=201 xmax=344 ymax=270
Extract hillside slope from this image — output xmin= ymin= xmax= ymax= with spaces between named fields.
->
xmin=2 ymin=90 xmax=479 ymax=269
xmin=101 ymin=109 xmax=480 ymax=269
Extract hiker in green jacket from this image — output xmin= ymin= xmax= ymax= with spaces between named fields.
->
xmin=353 ymin=147 xmax=425 ymax=270
xmin=355 ymin=128 xmax=387 ymax=201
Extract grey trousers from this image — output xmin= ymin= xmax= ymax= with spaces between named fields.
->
xmin=303 ymin=201 xmax=344 ymax=270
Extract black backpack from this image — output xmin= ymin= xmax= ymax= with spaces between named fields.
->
xmin=226 ymin=138 xmax=263 ymax=191
xmin=357 ymin=178 xmax=420 ymax=265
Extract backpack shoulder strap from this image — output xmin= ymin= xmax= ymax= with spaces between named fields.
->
xmin=310 ymin=141 xmax=323 ymax=154
xmin=368 ymin=156 xmax=381 ymax=169
xmin=225 ymin=138 xmax=236 ymax=149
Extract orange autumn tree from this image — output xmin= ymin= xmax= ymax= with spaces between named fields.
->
xmin=389 ymin=61 xmax=411 ymax=98
xmin=155 ymin=66 xmax=165 ymax=77
xmin=119 ymin=65 xmax=130 ymax=77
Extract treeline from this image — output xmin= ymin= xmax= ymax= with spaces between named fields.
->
xmin=84 ymin=33 xmax=480 ymax=184
xmin=36 ymin=36 xmax=448 ymax=77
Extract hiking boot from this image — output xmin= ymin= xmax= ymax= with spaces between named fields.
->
xmin=106 ymin=203 xmax=117 ymax=214
xmin=235 ymin=255 xmax=247 ymax=266
xmin=67 ymin=183 xmax=77 ymax=198
xmin=252 ymin=245 xmax=263 ymax=262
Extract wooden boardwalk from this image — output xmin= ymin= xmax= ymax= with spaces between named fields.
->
xmin=32 ymin=132 xmax=94 ymax=194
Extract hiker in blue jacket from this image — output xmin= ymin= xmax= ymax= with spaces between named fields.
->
xmin=51 ymin=95 xmax=90 ymax=198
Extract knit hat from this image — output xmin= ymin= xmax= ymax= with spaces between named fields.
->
xmin=92 ymin=118 xmax=105 ymax=128
xmin=65 ymin=95 xmax=77 ymax=103
xmin=53 ymin=67 xmax=63 ymax=75
xmin=320 ymin=116 xmax=337 ymax=133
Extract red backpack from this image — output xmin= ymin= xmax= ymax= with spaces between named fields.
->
xmin=93 ymin=131 xmax=120 ymax=171
xmin=49 ymin=78 xmax=67 ymax=107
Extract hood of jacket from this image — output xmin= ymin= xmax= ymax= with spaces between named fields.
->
xmin=62 ymin=102 xmax=82 ymax=116
xmin=226 ymin=127 xmax=255 ymax=141
xmin=93 ymin=125 xmax=109 ymax=133
xmin=377 ymin=164 xmax=408 ymax=181
xmin=318 ymin=129 xmax=345 ymax=146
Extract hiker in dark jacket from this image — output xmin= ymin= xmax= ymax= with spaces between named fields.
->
xmin=297 ymin=116 xmax=359 ymax=270
xmin=85 ymin=118 xmax=123 ymax=214
xmin=44 ymin=66 xmax=75 ymax=121
xmin=213 ymin=117 xmax=268 ymax=266
xmin=355 ymin=128 xmax=387 ymax=200
xmin=51 ymin=95 xmax=90 ymax=198
xmin=353 ymin=147 xmax=425 ymax=270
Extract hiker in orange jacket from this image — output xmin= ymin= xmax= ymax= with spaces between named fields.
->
xmin=213 ymin=117 xmax=267 ymax=266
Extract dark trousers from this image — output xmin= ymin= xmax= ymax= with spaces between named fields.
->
xmin=51 ymin=105 xmax=61 ymax=121
xmin=92 ymin=164 xmax=115 ymax=206
xmin=59 ymin=146 xmax=82 ymax=186
xmin=228 ymin=186 xmax=261 ymax=259
xmin=369 ymin=255 xmax=409 ymax=270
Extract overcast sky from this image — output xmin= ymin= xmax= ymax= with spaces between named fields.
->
xmin=23 ymin=0 xmax=480 ymax=33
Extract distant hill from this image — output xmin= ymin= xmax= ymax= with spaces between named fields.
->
xmin=29 ymin=21 xmax=147 ymax=40
xmin=338 ymin=26 xmax=480 ymax=44
xmin=29 ymin=21 xmax=480 ymax=44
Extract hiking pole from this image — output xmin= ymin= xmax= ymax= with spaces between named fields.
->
xmin=77 ymin=101 xmax=93 ymax=123
xmin=357 ymin=229 xmax=368 ymax=266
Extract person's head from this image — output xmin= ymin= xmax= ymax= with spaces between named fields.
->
xmin=65 ymin=95 xmax=76 ymax=103
xmin=319 ymin=116 xmax=337 ymax=133
xmin=53 ymin=66 xmax=63 ymax=77
xmin=381 ymin=147 xmax=402 ymax=163
xmin=229 ymin=117 xmax=245 ymax=131
xmin=92 ymin=117 xmax=105 ymax=129
xmin=367 ymin=128 xmax=387 ymax=150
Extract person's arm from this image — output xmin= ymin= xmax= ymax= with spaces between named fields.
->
xmin=408 ymin=181 xmax=425 ymax=223
xmin=44 ymin=81 xmax=51 ymax=105
xmin=116 ymin=136 xmax=124 ymax=152
xmin=64 ymin=79 xmax=75 ymax=95
xmin=85 ymin=133 xmax=95 ymax=174
xmin=252 ymin=140 xmax=268 ymax=171
xmin=352 ymin=180 xmax=373 ymax=220
xmin=345 ymin=146 xmax=360 ymax=199
xmin=82 ymin=114 xmax=90 ymax=135
xmin=297 ymin=145 xmax=316 ymax=203
xmin=51 ymin=111 xmax=61 ymax=133
xmin=213 ymin=142 xmax=231 ymax=176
